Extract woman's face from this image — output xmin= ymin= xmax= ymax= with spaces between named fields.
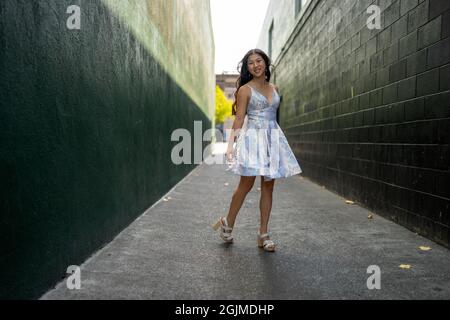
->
xmin=247 ymin=53 xmax=266 ymax=78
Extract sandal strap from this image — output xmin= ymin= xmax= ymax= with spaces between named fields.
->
xmin=221 ymin=218 xmax=232 ymax=231
xmin=221 ymin=226 xmax=232 ymax=232
xmin=259 ymin=233 xmax=269 ymax=239
xmin=222 ymin=234 xmax=233 ymax=241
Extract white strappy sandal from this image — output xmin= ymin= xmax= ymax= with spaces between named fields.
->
xmin=257 ymin=231 xmax=276 ymax=252
xmin=212 ymin=217 xmax=234 ymax=243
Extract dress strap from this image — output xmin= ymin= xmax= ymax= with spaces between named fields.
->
xmin=245 ymin=83 xmax=275 ymax=92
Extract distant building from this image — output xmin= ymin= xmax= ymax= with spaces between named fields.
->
xmin=216 ymin=72 xmax=239 ymax=101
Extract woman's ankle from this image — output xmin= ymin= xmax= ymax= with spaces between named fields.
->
xmin=225 ymin=216 xmax=234 ymax=229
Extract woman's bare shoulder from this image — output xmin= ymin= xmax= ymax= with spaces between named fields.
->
xmin=237 ymin=84 xmax=251 ymax=98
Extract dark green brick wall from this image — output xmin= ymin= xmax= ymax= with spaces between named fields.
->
xmin=0 ymin=0 xmax=213 ymax=299
xmin=275 ymin=0 xmax=450 ymax=247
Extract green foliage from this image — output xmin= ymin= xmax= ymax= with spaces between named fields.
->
xmin=215 ymin=85 xmax=232 ymax=124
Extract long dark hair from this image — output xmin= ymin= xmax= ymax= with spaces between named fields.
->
xmin=232 ymin=49 xmax=273 ymax=115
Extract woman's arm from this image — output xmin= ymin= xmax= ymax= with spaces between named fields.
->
xmin=227 ymin=86 xmax=250 ymax=148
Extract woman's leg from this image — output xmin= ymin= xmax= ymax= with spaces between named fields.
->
xmin=226 ymin=176 xmax=256 ymax=228
xmin=259 ymin=177 xmax=275 ymax=234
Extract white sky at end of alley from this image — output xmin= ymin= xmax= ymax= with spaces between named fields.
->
xmin=210 ymin=0 xmax=270 ymax=75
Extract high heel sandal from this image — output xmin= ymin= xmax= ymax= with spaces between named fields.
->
xmin=257 ymin=231 xmax=275 ymax=252
xmin=212 ymin=217 xmax=234 ymax=243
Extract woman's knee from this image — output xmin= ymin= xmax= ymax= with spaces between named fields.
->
xmin=238 ymin=176 xmax=255 ymax=193
xmin=261 ymin=179 xmax=275 ymax=193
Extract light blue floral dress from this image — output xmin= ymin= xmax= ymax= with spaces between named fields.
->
xmin=227 ymin=84 xmax=302 ymax=181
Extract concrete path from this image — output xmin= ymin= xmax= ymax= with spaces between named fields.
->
xmin=41 ymin=143 xmax=450 ymax=299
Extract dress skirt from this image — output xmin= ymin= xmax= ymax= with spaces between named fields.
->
xmin=227 ymin=115 xmax=302 ymax=182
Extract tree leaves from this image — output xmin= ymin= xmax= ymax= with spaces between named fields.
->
xmin=215 ymin=85 xmax=232 ymax=125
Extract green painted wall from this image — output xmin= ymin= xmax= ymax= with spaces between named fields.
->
xmin=0 ymin=0 xmax=215 ymax=299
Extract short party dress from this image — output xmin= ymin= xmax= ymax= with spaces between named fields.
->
xmin=227 ymin=83 xmax=302 ymax=181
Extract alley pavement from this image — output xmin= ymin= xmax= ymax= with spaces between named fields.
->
xmin=41 ymin=143 xmax=450 ymax=299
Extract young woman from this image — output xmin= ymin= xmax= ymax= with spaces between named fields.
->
xmin=213 ymin=49 xmax=302 ymax=252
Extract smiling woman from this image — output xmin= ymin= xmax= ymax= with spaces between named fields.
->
xmin=212 ymin=48 xmax=302 ymax=252
xmin=228 ymin=48 xmax=302 ymax=183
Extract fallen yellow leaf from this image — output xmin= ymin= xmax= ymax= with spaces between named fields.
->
xmin=399 ymin=264 xmax=411 ymax=269
xmin=345 ymin=200 xmax=354 ymax=204
xmin=419 ymin=246 xmax=431 ymax=251
xmin=368 ymin=214 xmax=373 ymax=219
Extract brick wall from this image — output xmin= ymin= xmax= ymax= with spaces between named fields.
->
xmin=275 ymin=0 xmax=450 ymax=247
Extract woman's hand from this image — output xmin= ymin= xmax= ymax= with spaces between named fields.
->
xmin=226 ymin=143 xmax=235 ymax=163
